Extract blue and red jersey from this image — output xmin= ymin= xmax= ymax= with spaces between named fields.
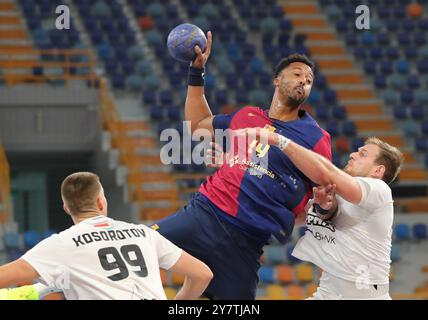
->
xmin=199 ymin=106 xmax=332 ymax=244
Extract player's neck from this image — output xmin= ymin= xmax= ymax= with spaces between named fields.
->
xmin=268 ymin=94 xmax=300 ymax=122
xmin=72 ymin=211 xmax=104 ymax=224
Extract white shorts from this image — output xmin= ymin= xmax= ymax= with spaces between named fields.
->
xmin=308 ymin=271 xmax=391 ymax=300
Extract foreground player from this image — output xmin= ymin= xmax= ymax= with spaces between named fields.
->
xmin=0 ymin=172 xmax=212 ymax=300
xmin=153 ymin=32 xmax=331 ymax=299
xmin=235 ymin=128 xmax=403 ymax=299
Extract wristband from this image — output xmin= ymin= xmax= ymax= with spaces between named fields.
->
xmin=188 ymin=66 xmax=205 ymax=86
xmin=313 ymin=203 xmax=331 ymax=215
xmin=275 ymin=135 xmax=290 ymax=151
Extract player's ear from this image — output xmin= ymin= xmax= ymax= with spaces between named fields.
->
xmin=63 ymin=203 xmax=71 ymax=215
xmin=273 ymin=77 xmax=279 ymax=87
xmin=96 ymin=195 xmax=104 ymax=212
xmin=376 ymin=164 xmax=386 ymax=179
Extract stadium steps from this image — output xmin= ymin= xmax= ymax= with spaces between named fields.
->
xmin=281 ymin=0 xmax=428 ymax=185
xmin=395 ymin=198 xmax=428 ymax=212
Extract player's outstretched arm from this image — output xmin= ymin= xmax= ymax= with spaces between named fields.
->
xmin=169 ymin=251 xmax=213 ymax=300
xmin=234 ymin=128 xmax=362 ymax=205
xmin=0 ymin=259 xmax=39 ymax=298
xmin=185 ymin=31 xmax=215 ymax=135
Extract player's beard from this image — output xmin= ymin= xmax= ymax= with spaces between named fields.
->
xmin=287 ymin=86 xmax=306 ymax=108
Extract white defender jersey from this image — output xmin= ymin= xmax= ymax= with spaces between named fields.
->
xmin=292 ymin=177 xmax=393 ymax=285
xmin=21 ymin=216 xmax=182 ymax=300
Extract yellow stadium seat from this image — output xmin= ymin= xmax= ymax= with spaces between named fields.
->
xmin=267 ymin=284 xmax=286 ymax=300
xmin=164 ymin=287 xmax=177 ymax=300
xmin=296 ymin=263 xmax=313 ymax=282
xmin=276 ymin=264 xmax=293 ymax=283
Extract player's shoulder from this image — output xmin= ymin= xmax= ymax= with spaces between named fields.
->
xmin=356 ymin=177 xmax=392 ymax=197
xmin=239 ymin=105 xmax=266 ymax=116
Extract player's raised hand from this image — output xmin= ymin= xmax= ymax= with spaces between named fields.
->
xmin=313 ymin=184 xmax=336 ymax=211
xmin=192 ymin=31 xmax=212 ymax=69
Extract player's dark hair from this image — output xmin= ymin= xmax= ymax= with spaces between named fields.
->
xmin=274 ymin=54 xmax=315 ymax=77
xmin=61 ymin=172 xmax=102 ymax=215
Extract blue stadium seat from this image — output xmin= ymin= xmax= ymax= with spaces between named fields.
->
xmin=393 ymin=106 xmax=407 ymax=119
xmin=398 ymin=33 xmax=411 ymax=46
xmin=415 ymin=137 xmax=428 ymax=151
xmin=363 ymin=61 xmax=376 ymax=74
xmin=143 ymin=91 xmax=156 ymax=105
xmin=396 ymin=60 xmax=410 ymax=74
xmin=332 ymin=106 xmax=346 ymax=120
xmin=413 ymin=224 xmax=427 ymax=240
xmin=42 ymin=229 xmax=57 ymax=239
xmin=370 ymin=47 xmax=383 ymax=60
xmin=386 ymin=47 xmax=400 ymax=60
xmin=421 ymin=121 xmax=428 ymax=135
xmin=410 ymin=106 xmax=424 ymax=119
xmin=380 ymin=61 xmax=393 ymax=74
xmin=390 ymin=243 xmax=400 ymax=262
xmin=407 ymin=75 xmax=420 ymax=88
xmin=326 ymin=122 xmax=339 ymax=137
xmin=323 ymin=89 xmax=337 ymax=104
xmin=374 ymin=75 xmax=386 ymax=88
xmin=417 ymin=60 xmax=428 ymax=74
xmin=258 ymin=266 xmax=275 ymax=283
xmin=24 ymin=231 xmax=41 ymax=248
xmin=404 ymin=47 xmax=418 ymax=59
xmin=400 ymin=90 xmax=414 ymax=104
xmin=316 ymin=106 xmax=329 ymax=120
xmin=167 ymin=106 xmax=181 ymax=121
xmin=414 ymin=33 xmax=427 ymax=46
xmin=351 ymin=137 xmax=364 ymax=151
xmin=150 ymin=106 xmax=164 ymax=120
xmin=342 ymin=121 xmax=356 ymax=136
xmin=376 ymin=33 xmax=390 ymax=46
xmin=394 ymin=224 xmax=410 ymax=240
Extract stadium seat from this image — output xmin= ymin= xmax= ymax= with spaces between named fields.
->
xmin=23 ymin=231 xmax=41 ymax=248
xmin=266 ymin=284 xmax=286 ymax=299
xmin=393 ymin=106 xmax=407 ymax=119
xmin=394 ymin=224 xmax=410 ymax=240
xmin=391 ymin=243 xmax=400 ymax=262
xmin=413 ymin=224 xmax=427 ymax=240
xmin=259 ymin=266 xmax=275 ymax=283
xmin=276 ymin=264 xmax=293 ymax=283
xmin=296 ymin=264 xmax=314 ymax=282
xmin=410 ymin=106 xmax=424 ymax=119
xmin=3 ymin=232 xmax=20 ymax=249
xmin=286 ymin=284 xmax=305 ymax=300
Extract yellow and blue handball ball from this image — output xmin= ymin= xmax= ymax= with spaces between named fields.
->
xmin=167 ymin=23 xmax=207 ymax=62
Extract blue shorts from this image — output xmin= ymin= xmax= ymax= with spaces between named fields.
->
xmin=153 ymin=193 xmax=264 ymax=300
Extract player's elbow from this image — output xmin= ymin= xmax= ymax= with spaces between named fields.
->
xmin=197 ymin=264 xmax=213 ymax=284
